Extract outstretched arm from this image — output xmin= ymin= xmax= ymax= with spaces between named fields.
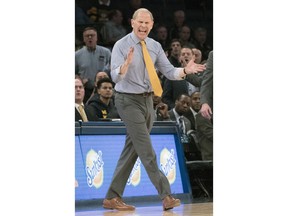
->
xmin=183 ymin=58 xmax=206 ymax=75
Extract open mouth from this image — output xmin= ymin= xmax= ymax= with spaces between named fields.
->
xmin=139 ymin=29 xmax=147 ymax=33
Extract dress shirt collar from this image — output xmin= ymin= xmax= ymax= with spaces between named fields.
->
xmin=75 ymin=103 xmax=85 ymax=111
xmin=172 ymin=108 xmax=181 ymax=122
xmin=190 ymin=107 xmax=198 ymax=117
xmin=130 ymin=31 xmax=149 ymax=45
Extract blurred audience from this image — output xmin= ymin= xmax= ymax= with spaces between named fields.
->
xmin=168 ymin=10 xmax=187 ymax=41
xmin=75 ymin=27 xmax=111 ymax=103
xmin=178 ymin=25 xmax=195 ymax=48
xmin=192 ymin=27 xmax=212 ymax=61
xmin=100 ymin=9 xmax=127 ymax=49
xmin=79 ymin=0 xmax=120 ymax=23
xmin=154 ymin=24 xmax=170 ymax=51
xmin=75 ymin=3 xmax=93 ymax=25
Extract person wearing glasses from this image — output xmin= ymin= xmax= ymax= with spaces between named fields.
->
xmin=75 ymin=27 xmax=111 ymax=103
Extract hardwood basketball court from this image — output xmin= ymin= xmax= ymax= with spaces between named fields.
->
xmin=75 ymin=202 xmax=213 ymax=216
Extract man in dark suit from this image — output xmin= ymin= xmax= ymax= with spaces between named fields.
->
xmin=75 ymin=76 xmax=97 ymax=122
xmin=196 ymin=51 xmax=213 ymax=160
xmin=168 ymin=94 xmax=202 ymax=161
xmin=184 ymin=91 xmax=201 ymax=130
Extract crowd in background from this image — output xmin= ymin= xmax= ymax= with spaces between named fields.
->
xmin=75 ymin=0 xmax=213 ymax=162
xmin=75 ymin=0 xmax=213 ymax=53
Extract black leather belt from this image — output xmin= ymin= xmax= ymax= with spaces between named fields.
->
xmin=116 ymin=91 xmax=153 ymax=97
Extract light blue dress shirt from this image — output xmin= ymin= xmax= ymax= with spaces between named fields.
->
xmin=111 ymin=32 xmax=183 ymax=94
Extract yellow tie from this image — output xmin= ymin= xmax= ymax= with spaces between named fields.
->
xmin=140 ymin=41 xmax=163 ymax=97
xmin=78 ymin=105 xmax=88 ymax=122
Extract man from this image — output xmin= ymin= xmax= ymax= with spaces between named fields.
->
xmin=85 ymin=71 xmax=110 ymax=105
xmin=155 ymin=24 xmax=170 ymax=51
xmin=197 ymin=51 xmax=213 ymax=160
xmin=192 ymin=48 xmax=203 ymax=64
xmin=168 ymin=39 xmax=182 ymax=67
xmin=75 ymin=27 xmax=111 ymax=103
xmin=86 ymin=77 xmax=119 ymax=119
xmin=168 ymin=94 xmax=202 ymax=161
xmin=199 ymin=51 xmax=213 ymax=120
xmin=184 ymin=91 xmax=201 ymax=130
xmin=168 ymin=94 xmax=192 ymax=136
xmin=103 ymin=8 xmax=205 ymax=211
xmin=75 ymin=76 xmax=97 ymax=122
xmin=100 ymin=9 xmax=127 ymax=49
xmin=168 ymin=10 xmax=186 ymax=41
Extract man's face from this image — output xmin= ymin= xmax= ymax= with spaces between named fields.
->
xmin=157 ymin=27 xmax=167 ymax=40
xmin=97 ymin=82 xmax=113 ymax=99
xmin=83 ymin=29 xmax=97 ymax=49
xmin=179 ymin=26 xmax=190 ymax=41
xmin=192 ymin=48 xmax=202 ymax=64
xmin=194 ymin=30 xmax=207 ymax=44
xmin=170 ymin=42 xmax=181 ymax=56
xmin=175 ymin=95 xmax=190 ymax=115
xmin=190 ymin=92 xmax=201 ymax=112
xmin=131 ymin=11 xmax=154 ymax=41
xmin=179 ymin=48 xmax=194 ymax=65
xmin=75 ymin=79 xmax=85 ymax=104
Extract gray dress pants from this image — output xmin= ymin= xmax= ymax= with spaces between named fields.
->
xmin=105 ymin=92 xmax=171 ymax=200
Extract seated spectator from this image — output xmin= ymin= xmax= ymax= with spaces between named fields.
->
xmin=168 ymin=39 xmax=182 ymax=67
xmin=178 ymin=25 xmax=195 ymax=48
xmin=153 ymin=95 xmax=171 ymax=121
xmin=82 ymin=0 xmax=120 ymax=23
xmin=100 ymin=9 xmax=127 ymax=50
xmin=180 ymin=46 xmax=203 ymax=95
xmin=168 ymin=94 xmax=202 ymax=161
xmin=75 ymin=3 xmax=92 ymax=25
xmin=191 ymin=27 xmax=212 ymax=61
xmin=168 ymin=10 xmax=187 ymax=41
xmin=154 ymin=24 xmax=170 ymax=51
xmin=75 ymin=76 xmax=97 ymax=122
xmin=85 ymin=71 xmax=110 ymax=105
xmin=86 ymin=77 xmax=120 ymax=119
xmin=184 ymin=91 xmax=201 ymax=130
xmin=121 ymin=0 xmax=144 ymax=31
xmin=192 ymin=48 xmax=204 ymax=64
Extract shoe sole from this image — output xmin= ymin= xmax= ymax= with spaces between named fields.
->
xmin=163 ymin=201 xmax=181 ymax=211
xmin=103 ymin=204 xmax=135 ymax=211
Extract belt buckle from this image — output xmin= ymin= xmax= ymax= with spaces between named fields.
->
xmin=143 ymin=92 xmax=150 ymax=97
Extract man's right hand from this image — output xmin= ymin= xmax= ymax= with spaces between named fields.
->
xmin=120 ymin=47 xmax=134 ymax=75
xmin=200 ymin=103 xmax=212 ymax=120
